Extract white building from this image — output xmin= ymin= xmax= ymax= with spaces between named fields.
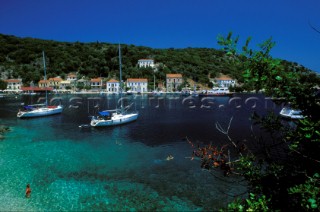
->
xmin=106 ymin=79 xmax=120 ymax=93
xmin=67 ymin=73 xmax=77 ymax=82
xmin=126 ymin=78 xmax=148 ymax=93
xmin=213 ymin=74 xmax=236 ymax=87
xmin=138 ymin=59 xmax=154 ymax=68
xmin=166 ymin=74 xmax=183 ymax=92
xmin=5 ymin=79 xmax=22 ymax=91
xmin=90 ymin=78 xmax=103 ymax=90
xmin=59 ymin=80 xmax=71 ymax=90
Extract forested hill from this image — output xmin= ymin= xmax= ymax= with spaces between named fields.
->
xmin=0 ymin=33 xmax=311 ymax=87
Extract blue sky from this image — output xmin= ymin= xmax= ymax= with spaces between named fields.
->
xmin=1 ymin=0 xmax=320 ymax=72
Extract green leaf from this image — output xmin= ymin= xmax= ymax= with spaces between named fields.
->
xmin=275 ymin=76 xmax=282 ymax=81
xmin=308 ymin=198 xmax=316 ymax=204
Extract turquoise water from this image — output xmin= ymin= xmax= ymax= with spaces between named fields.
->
xmin=0 ymin=94 xmax=262 ymax=211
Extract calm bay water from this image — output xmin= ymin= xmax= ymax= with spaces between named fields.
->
xmin=0 ymin=93 xmax=280 ymax=211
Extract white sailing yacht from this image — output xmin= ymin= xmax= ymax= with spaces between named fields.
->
xmin=17 ymin=51 xmax=63 ymax=118
xmin=90 ymin=45 xmax=139 ymax=127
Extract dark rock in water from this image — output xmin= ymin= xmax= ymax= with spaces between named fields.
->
xmin=0 ymin=125 xmax=10 ymax=131
xmin=0 ymin=125 xmax=10 ymax=139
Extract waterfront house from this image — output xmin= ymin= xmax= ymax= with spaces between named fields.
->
xmin=39 ymin=77 xmax=62 ymax=89
xmin=38 ymin=79 xmax=49 ymax=88
xmin=4 ymin=79 xmax=22 ymax=91
xmin=48 ymin=77 xmax=62 ymax=89
xmin=90 ymin=77 xmax=103 ymax=91
xmin=59 ymin=80 xmax=71 ymax=90
xmin=76 ymin=78 xmax=90 ymax=89
xmin=106 ymin=79 xmax=120 ymax=93
xmin=67 ymin=73 xmax=77 ymax=82
xmin=126 ymin=78 xmax=148 ymax=93
xmin=166 ymin=74 xmax=183 ymax=92
xmin=212 ymin=74 xmax=236 ymax=88
xmin=138 ymin=59 xmax=155 ymax=68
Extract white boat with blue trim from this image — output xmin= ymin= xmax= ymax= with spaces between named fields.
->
xmin=279 ymin=107 xmax=304 ymax=119
xmin=90 ymin=44 xmax=138 ymax=127
xmin=90 ymin=110 xmax=138 ymax=127
xmin=17 ymin=51 xmax=63 ymax=118
xmin=17 ymin=104 xmax=63 ymax=118
xmin=199 ymin=87 xmax=233 ymax=97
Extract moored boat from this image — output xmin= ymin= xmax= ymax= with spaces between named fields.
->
xmin=90 ymin=44 xmax=139 ymax=127
xmin=279 ymin=107 xmax=304 ymax=119
xmin=198 ymin=87 xmax=233 ymax=97
xmin=17 ymin=104 xmax=63 ymax=118
xmin=17 ymin=51 xmax=63 ymax=118
xmin=90 ymin=110 xmax=138 ymax=127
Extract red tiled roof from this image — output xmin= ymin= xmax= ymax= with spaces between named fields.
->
xmin=127 ymin=78 xmax=148 ymax=83
xmin=21 ymin=87 xmax=53 ymax=91
xmin=48 ymin=77 xmax=62 ymax=82
xmin=68 ymin=73 xmax=77 ymax=77
xmin=216 ymin=77 xmax=233 ymax=80
xmin=5 ymin=79 xmax=22 ymax=83
xmin=166 ymin=74 xmax=182 ymax=78
xmin=215 ymin=74 xmax=233 ymax=80
xmin=107 ymin=79 xmax=119 ymax=83
xmin=90 ymin=78 xmax=102 ymax=82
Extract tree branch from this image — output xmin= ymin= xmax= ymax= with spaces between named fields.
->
xmin=308 ymin=20 xmax=320 ymax=34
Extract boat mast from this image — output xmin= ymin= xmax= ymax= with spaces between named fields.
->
xmin=42 ymin=51 xmax=48 ymax=106
xmin=153 ymin=74 xmax=155 ymax=91
xmin=118 ymin=44 xmax=123 ymax=110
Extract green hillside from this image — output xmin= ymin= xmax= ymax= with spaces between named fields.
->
xmin=0 ymin=33 xmax=312 ymax=88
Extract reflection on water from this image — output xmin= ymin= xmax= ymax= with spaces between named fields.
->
xmin=0 ymin=93 xmax=280 ymax=211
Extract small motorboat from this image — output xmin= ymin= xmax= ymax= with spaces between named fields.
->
xmin=279 ymin=107 xmax=304 ymax=119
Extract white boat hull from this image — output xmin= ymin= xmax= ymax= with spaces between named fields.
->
xmin=199 ymin=87 xmax=233 ymax=97
xmin=17 ymin=106 xmax=63 ymax=118
xmin=279 ymin=107 xmax=304 ymax=119
xmin=90 ymin=113 xmax=138 ymax=127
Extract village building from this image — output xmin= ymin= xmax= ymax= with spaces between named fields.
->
xmin=138 ymin=59 xmax=155 ymax=68
xmin=59 ymin=80 xmax=71 ymax=90
xmin=106 ymin=79 xmax=120 ymax=93
xmin=166 ymin=74 xmax=183 ymax=92
xmin=4 ymin=79 xmax=22 ymax=91
xmin=67 ymin=73 xmax=77 ymax=82
xmin=90 ymin=77 xmax=103 ymax=90
xmin=212 ymin=74 xmax=236 ymax=87
xmin=38 ymin=79 xmax=49 ymax=88
xmin=49 ymin=77 xmax=62 ymax=89
xmin=126 ymin=78 xmax=148 ymax=93
xmin=39 ymin=77 xmax=62 ymax=89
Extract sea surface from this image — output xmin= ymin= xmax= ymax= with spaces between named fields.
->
xmin=0 ymin=93 xmax=281 ymax=211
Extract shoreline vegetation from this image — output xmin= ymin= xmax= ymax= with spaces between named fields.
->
xmin=0 ymin=33 xmax=313 ymax=92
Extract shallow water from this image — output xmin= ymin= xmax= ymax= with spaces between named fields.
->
xmin=0 ymin=93 xmax=278 ymax=211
